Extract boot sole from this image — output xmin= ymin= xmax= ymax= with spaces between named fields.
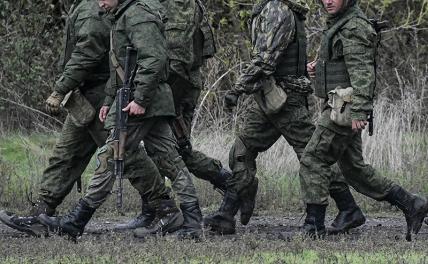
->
xmin=134 ymin=213 xmax=184 ymax=238
xmin=328 ymin=216 xmax=366 ymax=235
xmin=0 ymin=210 xmax=44 ymax=237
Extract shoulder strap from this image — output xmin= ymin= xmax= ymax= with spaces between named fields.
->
xmin=109 ymin=31 xmax=125 ymax=82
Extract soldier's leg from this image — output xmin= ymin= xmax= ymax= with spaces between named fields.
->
xmin=38 ymin=125 xmax=181 ymax=239
xmin=338 ymin=133 xmax=428 ymax=241
xmin=276 ymin=98 xmax=365 ymax=233
xmin=0 ymin=115 xmax=109 ymax=236
xmin=204 ymin=104 xmax=281 ymax=234
xmin=171 ymin=76 xmax=230 ymax=191
xmin=37 ymin=115 xmax=100 ymax=213
xmin=142 ymin=118 xmax=203 ymax=239
xmin=299 ymin=126 xmax=350 ymax=236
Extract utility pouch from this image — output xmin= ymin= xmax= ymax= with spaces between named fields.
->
xmin=61 ymin=89 xmax=96 ymax=127
xmin=254 ymin=76 xmax=287 ymax=115
xmin=327 ymin=86 xmax=353 ymax=127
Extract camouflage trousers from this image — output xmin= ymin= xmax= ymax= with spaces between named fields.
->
xmin=39 ymin=113 xmax=108 ymax=209
xmin=228 ymin=94 xmax=350 ymax=195
xmin=299 ymin=109 xmax=395 ymax=205
xmin=168 ymin=72 xmax=224 ymax=184
xmin=83 ymin=117 xmax=199 ymax=208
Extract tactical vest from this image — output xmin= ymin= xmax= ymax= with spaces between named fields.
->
xmin=314 ymin=8 xmax=370 ymax=98
xmin=251 ymin=0 xmax=307 ymax=79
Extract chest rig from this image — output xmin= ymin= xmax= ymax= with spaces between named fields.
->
xmin=314 ymin=9 xmax=370 ymax=98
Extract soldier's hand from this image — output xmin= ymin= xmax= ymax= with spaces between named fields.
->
xmin=352 ymin=120 xmax=368 ymax=132
xmin=45 ymin=91 xmax=65 ymax=115
xmin=307 ymin=61 xmax=317 ymax=79
xmin=99 ymin=106 xmax=110 ymax=123
xmin=224 ymin=90 xmax=239 ymax=110
xmin=122 ymin=100 xmax=145 ymax=116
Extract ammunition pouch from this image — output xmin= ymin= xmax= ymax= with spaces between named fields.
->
xmin=254 ymin=76 xmax=288 ymax=115
xmin=61 ymin=89 xmax=96 ymax=127
xmin=327 ymin=86 xmax=353 ymax=127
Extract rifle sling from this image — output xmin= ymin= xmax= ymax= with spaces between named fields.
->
xmin=110 ymin=31 xmax=125 ymax=82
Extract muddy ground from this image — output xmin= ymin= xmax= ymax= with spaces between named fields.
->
xmin=1 ymin=213 xmax=428 ymax=263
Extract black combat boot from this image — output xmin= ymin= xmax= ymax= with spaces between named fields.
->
xmin=384 ymin=185 xmax=428 ymax=241
xmin=301 ymin=204 xmax=327 ymax=238
xmin=203 ymin=191 xmax=241 ymax=235
xmin=176 ymin=201 xmax=203 ymax=240
xmin=38 ymin=199 xmax=95 ymax=240
xmin=239 ymin=178 xmax=258 ymax=225
xmin=329 ymin=189 xmax=366 ymax=234
xmin=114 ymin=200 xmax=155 ymax=231
xmin=0 ymin=199 xmax=56 ymax=237
xmin=133 ymin=199 xmax=184 ymax=238
xmin=210 ymin=168 xmax=231 ymax=193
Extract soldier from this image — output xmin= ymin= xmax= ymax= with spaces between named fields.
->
xmin=114 ymin=0 xmax=243 ymax=237
xmin=0 ymin=0 xmax=112 ymax=236
xmin=35 ymin=0 xmax=191 ymax=239
xmin=299 ymin=0 xmax=428 ymax=240
xmin=204 ymin=0 xmax=366 ymax=235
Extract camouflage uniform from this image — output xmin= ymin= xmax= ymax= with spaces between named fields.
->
xmin=41 ymin=0 xmax=169 ymax=212
xmin=35 ymin=0 xmax=111 ymax=213
xmin=300 ymin=3 xmax=393 ymax=205
xmin=205 ymin=0 xmax=365 ymax=235
xmin=298 ymin=2 xmax=428 ymax=240
xmin=99 ymin=0 xmax=203 ymax=238
xmin=32 ymin=0 xmax=188 ymax=240
xmin=162 ymin=0 xmax=230 ymax=189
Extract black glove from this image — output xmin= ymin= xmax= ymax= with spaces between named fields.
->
xmin=224 ymin=90 xmax=240 ymax=110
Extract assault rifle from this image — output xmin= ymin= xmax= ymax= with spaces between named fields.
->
xmin=113 ymin=47 xmax=138 ymax=213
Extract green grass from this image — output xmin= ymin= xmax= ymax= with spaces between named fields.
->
xmin=1 ymin=247 xmax=428 ymax=264
xmin=1 ymin=129 xmax=428 ymax=214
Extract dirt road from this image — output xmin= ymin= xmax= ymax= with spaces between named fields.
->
xmin=1 ymin=214 xmax=427 ymax=263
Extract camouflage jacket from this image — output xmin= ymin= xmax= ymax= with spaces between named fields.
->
xmin=104 ymin=0 xmax=175 ymax=127
xmin=319 ymin=4 xmax=377 ymax=121
xmin=233 ymin=0 xmax=301 ymax=95
xmin=55 ymin=0 xmax=110 ymax=108
xmin=162 ymin=0 xmax=216 ymax=86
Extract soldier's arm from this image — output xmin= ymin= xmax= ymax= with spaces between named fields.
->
xmin=234 ymin=1 xmax=295 ymax=95
xmin=340 ymin=20 xmax=377 ymax=121
xmin=128 ymin=19 xmax=167 ymax=109
xmin=102 ymin=78 xmax=116 ymax=107
xmin=55 ymin=16 xmax=110 ymax=95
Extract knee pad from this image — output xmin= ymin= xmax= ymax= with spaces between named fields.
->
xmin=229 ymin=137 xmax=257 ymax=172
xmin=94 ymin=143 xmax=114 ymax=175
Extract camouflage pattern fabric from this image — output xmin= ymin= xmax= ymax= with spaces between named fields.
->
xmin=55 ymin=0 xmax=110 ymax=109
xmin=83 ymin=119 xmax=171 ymax=208
xmin=233 ymin=0 xmax=297 ymax=95
xmin=227 ymin=0 xmax=350 ymax=196
xmin=99 ymin=0 xmax=200 ymax=206
xmin=300 ymin=110 xmax=395 ymax=204
xmin=299 ymin=3 xmax=395 ymax=205
xmin=38 ymin=0 xmax=111 ymax=208
xmin=168 ymin=72 xmax=224 ymax=184
xmin=162 ymin=0 xmax=224 ymax=186
xmin=103 ymin=0 xmax=175 ymax=127
xmin=39 ymin=110 xmax=108 ymax=208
